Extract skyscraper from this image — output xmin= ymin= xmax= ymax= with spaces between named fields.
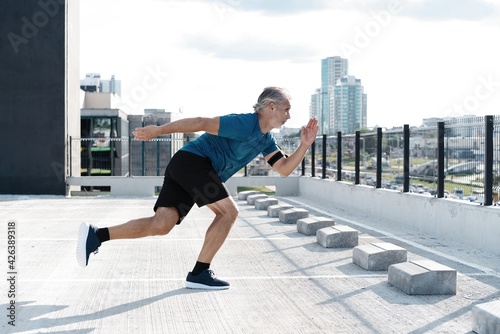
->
xmin=309 ymin=88 xmax=321 ymax=120
xmin=320 ymin=56 xmax=348 ymax=135
xmin=80 ymin=73 xmax=121 ymax=96
xmin=80 ymin=73 xmax=100 ymax=93
xmin=333 ymin=75 xmax=367 ymax=134
xmin=101 ymin=75 xmax=122 ymax=96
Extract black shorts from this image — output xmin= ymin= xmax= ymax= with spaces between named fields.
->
xmin=154 ymin=150 xmax=229 ymax=224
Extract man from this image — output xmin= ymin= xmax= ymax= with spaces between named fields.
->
xmin=76 ymin=87 xmax=318 ymax=290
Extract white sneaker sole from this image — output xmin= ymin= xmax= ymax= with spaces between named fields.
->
xmin=185 ymin=281 xmax=230 ymax=290
xmin=76 ymin=222 xmax=90 ymax=267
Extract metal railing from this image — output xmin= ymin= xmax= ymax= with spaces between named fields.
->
xmin=70 ymin=137 xmax=184 ymax=177
xmin=301 ymin=115 xmax=499 ymax=206
xmin=69 ymin=115 xmax=500 ymax=205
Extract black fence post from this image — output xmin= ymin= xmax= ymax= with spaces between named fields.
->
xmin=322 ymin=134 xmax=327 ymax=179
xmin=141 ymin=121 xmax=145 ymax=176
xmin=141 ymin=141 xmax=146 ymax=176
xmin=484 ymin=115 xmax=494 ymax=206
xmin=156 ymin=122 xmax=160 ymax=176
xmin=403 ymin=125 xmax=410 ymax=192
xmin=311 ymin=140 xmax=316 ymax=177
xmin=355 ymin=131 xmax=360 ymax=185
xmin=376 ymin=128 xmax=382 ymax=188
xmin=437 ymin=122 xmax=445 ymax=198
xmin=69 ymin=136 xmax=73 ymax=177
xmin=128 ymin=136 xmax=132 ymax=177
xmin=110 ymin=139 xmax=115 ymax=176
xmin=301 ymin=158 xmax=305 ymax=176
xmin=337 ymin=132 xmax=342 ymax=181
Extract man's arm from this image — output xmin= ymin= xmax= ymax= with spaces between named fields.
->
xmin=132 ymin=117 xmax=220 ymax=141
xmin=265 ymin=118 xmax=318 ymax=176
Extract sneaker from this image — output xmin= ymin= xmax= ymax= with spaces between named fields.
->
xmin=76 ymin=222 xmax=101 ymax=267
xmin=185 ymin=269 xmax=230 ymax=290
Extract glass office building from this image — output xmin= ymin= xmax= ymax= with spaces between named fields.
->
xmin=321 ymin=56 xmax=348 ymax=135
xmin=333 ymin=76 xmax=367 ymax=134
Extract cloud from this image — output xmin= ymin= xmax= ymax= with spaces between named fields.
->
xmin=153 ymin=0 xmax=333 ymax=15
xmin=239 ymin=0 xmax=497 ymax=21
xmin=400 ymin=0 xmax=498 ymax=21
xmin=220 ymin=0 xmax=333 ymax=15
xmin=181 ymin=34 xmax=317 ymax=62
xmin=156 ymin=0 xmax=499 ymax=22
xmin=333 ymin=0 xmax=499 ymax=22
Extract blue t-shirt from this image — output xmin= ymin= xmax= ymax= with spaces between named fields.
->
xmin=181 ymin=113 xmax=278 ymax=182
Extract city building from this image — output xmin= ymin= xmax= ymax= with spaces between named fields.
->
xmin=320 ymin=56 xmax=348 ymax=135
xmin=332 ymin=75 xmax=367 ymax=134
xmin=80 ymin=92 xmax=187 ymax=182
xmin=312 ymin=56 xmax=370 ymax=135
xmin=80 ymin=73 xmax=100 ymax=93
xmin=101 ymin=75 xmax=121 ymax=96
xmin=80 ymin=92 xmax=129 ymax=177
xmin=309 ymin=88 xmax=321 ymax=121
xmin=80 ymin=73 xmax=121 ymax=96
xmin=128 ymin=109 xmax=184 ymax=176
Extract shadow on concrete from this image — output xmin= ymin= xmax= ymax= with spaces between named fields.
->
xmin=283 ymin=256 xmax=352 ymax=275
xmin=238 ymin=214 xmax=385 ymax=331
xmin=406 ymin=291 xmax=500 ymax=334
xmin=5 ymin=288 xmax=201 ymax=333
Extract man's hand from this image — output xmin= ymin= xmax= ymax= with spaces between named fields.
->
xmin=301 ymin=118 xmax=319 ymax=146
xmin=268 ymin=117 xmax=319 ymax=177
xmin=132 ymin=125 xmax=160 ymax=141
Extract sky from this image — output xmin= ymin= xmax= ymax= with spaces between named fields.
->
xmin=80 ymin=0 xmax=500 ymax=130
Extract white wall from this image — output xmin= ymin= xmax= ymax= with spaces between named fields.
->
xmin=225 ymin=176 xmax=300 ymax=196
xmin=299 ymin=177 xmax=500 ymax=256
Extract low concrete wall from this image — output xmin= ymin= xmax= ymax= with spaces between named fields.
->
xmin=66 ymin=176 xmax=163 ymax=197
xmin=225 ymin=176 xmax=300 ymax=197
xmin=299 ymin=177 xmax=500 ymax=257
xmin=66 ymin=175 xmax=300 ymax=197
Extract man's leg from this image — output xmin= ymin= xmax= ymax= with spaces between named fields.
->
xmin=76 ymin=207 xmax=179 ymax=267
xmin=108 ymin=207 xmax=179 ymax=239
xmin=185 ymin=196 xmax=239 ymax=290
xmin=198 ymin=196 xmax=239 ymax=263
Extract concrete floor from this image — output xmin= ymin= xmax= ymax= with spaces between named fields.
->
xmin=1 ymin=194 xmax=499 ymax=333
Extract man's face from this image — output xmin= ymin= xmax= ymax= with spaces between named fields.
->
xmin=273 ymin=100 xmax=291 ymax=127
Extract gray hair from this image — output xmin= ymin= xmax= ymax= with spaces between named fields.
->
xmin=253 ymin=87 xmax=291 ymax=112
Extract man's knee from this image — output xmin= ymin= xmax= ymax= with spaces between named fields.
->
xmin=220 ymin=202 xmax=239 ymax=223
xmin=151 ymin=207 xmax=178 ymax=235
xmin=208 ymin=198 xmax=239 ymax=222
xmin=227 ymin=205 xmax=239 ymax=221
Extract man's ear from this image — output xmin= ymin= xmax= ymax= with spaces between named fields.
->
xmin=267 ymin=101 xmax=276 ymax=111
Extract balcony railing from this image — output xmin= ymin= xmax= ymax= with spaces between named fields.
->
xmin=71 ymin=137 xmax=181 ymax=177
xmin=70 ymin=115 xmax=500 ymax=206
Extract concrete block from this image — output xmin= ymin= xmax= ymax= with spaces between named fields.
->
xmin=353 ymin=242 xmax=407 ymax=271
xmin=297 ymin=216 xmax=335 ymax=236
xmin=279 ymin=208 xmax=309 ymax=224
xmin=316 ymin=225 xmax=359 ymax=248
xmin=388 ymin=260 xmax=457 ymax=295
xmin=255 ymin=198 xmax=279 ymax=210
xmin=247 ymin=194 xmax=268 ymax=205
xmin=472 ymin=300 xmax=500 ymax=334
xmin=237 ymin=190 xmax=258 ymax=200
xmin=267 ymin=204 xmax=294 ymax=218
